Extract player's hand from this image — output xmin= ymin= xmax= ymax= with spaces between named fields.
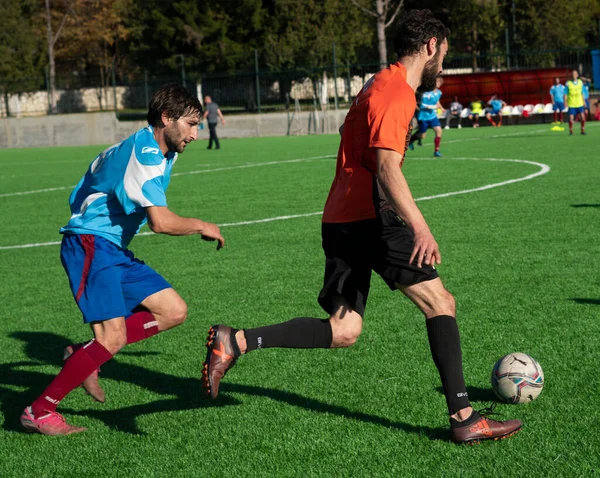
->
xmin=200 ymin=222 xmax=225 ymax=250
xmin=221 ymin=119 xmax=226 ymax=125
xmin=410 ymin=228 xmax=441 ymax=268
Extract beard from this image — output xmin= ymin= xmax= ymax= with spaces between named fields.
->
xmin=418 ymin=50 xmax=441 ymax=92
xmin=164 ymin=125 xmax=185 ymax=153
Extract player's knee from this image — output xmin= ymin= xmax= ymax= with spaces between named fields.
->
xmin=429 ymin=290 xmax=455 ymax=318
xmin=331 ymin=317 xmax=362 ymax=348
xmin=168 ymin=301 xmax=188 ymax=327
xmin=98 ymin=330 xmax=127 ymax=354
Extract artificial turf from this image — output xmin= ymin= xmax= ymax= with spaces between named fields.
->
xmin=0 ymin=123 xmax=599 ymax=476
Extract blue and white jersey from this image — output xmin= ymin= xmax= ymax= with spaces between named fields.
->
xmin=60 ymin=126 xmax=177 ymax=249
xmin=549 ymin=84 xmax=566 ymax=103
xmin=489 ymin=99 xmax=503 ymax=113
xmin=582 ymin=82 xmax=590 ymax=100
xmin=417 ymin=89 xmax=442 ymax=121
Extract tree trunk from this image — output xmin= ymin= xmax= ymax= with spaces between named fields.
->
xmin=472 ymin=22 xmax=478 ymax=72
xmin=4 ymin=92 xmax=10 ymax=117
xmin=45 ymin=0 xmax=57 ymax=114
xmin=376 ymin=0 xmax=387 ymax=68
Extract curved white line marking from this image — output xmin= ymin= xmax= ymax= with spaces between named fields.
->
xmin=3 ymin=122 xmax=572 ymax=198
xmin=415 ymin=157 xmax=550 ymax=201
xmin=0 ymin=157 xmax=549 ymax=251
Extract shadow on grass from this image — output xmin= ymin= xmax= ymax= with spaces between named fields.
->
xmin=570 ymin=298 xmax=600 ymax=305
xmin=1 ymin=331 xmax=446 ymax=440
xmin=571 ymin=204 xmax=600 ymax=208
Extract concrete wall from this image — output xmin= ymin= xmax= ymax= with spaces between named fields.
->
xmin=0 ymin=109 xmax=348 ymax=149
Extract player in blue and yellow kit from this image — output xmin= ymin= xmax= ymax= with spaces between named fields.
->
xmin=409 ymin=77 xmax=445 ymax=156
xmin=565 ymin=70 xmax=586 ymax=135
xmin=485 ymin=94 xmax=506 ymax=127
xmin=21 ymin=84 xmax=225 ymax=435
xmin=549 ymin=77 xmax=566 ymax=125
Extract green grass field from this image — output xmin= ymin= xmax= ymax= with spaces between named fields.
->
xmin=1 ymin=124 xmax=599 ymax=477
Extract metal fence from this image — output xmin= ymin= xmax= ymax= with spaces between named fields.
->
xmin=1 ymin=47 xmax=597 ymax=118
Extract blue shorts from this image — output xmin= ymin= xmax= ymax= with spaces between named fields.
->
xmin=418 ymin=118 xmax=441 ymax=133
xmin=487 ymin=109 xmax=501 ymax=116
xmin=568 ymin=106 xmax=585 ymax=117
xmin=60 ymin=234 xmax=171 ymax=323
xmin=553 ymin=102 xmax=565 ymax=112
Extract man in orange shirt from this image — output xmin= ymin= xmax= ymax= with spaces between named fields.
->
xmin=201 ymin=10 xmax=522 ymax=444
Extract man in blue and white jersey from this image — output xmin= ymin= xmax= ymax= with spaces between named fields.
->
xmin=21 ymin=84 xmax=225 ymax=436
xmin=581 ymin=75 xmax=591 ymax=119
xmin=549 ymin=77 xmax=566 ymax=124
xmin=485 ymin=93 xmax=506 ymax=127
xmin=409 ymin=77 xmax=445 ymax=157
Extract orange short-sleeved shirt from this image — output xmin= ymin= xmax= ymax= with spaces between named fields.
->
xmin=322 ymin=62 xmax=415 ymax=223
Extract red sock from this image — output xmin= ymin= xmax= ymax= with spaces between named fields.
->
xmin=569 ymin=120 xmax=573 ymax=133
xmin=31 ymin=340 xmax=113 ymax=416
xmin=581 ymin=116 xmax=586 ymax=133
xmin=553 ymin=111 xmax=558 ymax=122
xmin=434 ymin=136 xmax=441 ymax=151
xmin=126 ymin=311 xmax=159 ymax=344
xmin=559 ymin=112 xmax=563 ymax=122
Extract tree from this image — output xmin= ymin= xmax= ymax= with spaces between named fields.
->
xmin=512 ymin=0 xmax=600 ymax=52
xmin=261 ymin=0 xmax=373 ymax=70
xmin=0 ymin=0 xmax=44 ymax=116
xmin=350 ymin=0 xmax=404 ymax=68
xmin=44 ymin=0 xmax=131 ymax=111
xmin=448 ymin=0 xmax=505 ymax=71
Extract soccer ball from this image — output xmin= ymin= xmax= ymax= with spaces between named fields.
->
xmin=491 ymin=353 xmax=544 ymax=404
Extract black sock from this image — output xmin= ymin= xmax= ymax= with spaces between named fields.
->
xmin=409 ymin=132 xmax=420 ymax=145
xmin=449 ymin=410 xmax=480 ymax=429
xmin=426 ymin=315 xmax=471 ymax=416
xmin=244 ymin=317 xmax=332 ymax=352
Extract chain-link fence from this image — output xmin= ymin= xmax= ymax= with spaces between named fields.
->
xmin=1 ymin=47 xmax=598 ymax=118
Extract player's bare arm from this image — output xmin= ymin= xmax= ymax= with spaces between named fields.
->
xmin=375 ymin=148 xmax=441 ymax=268
xmin=146 ymin=206 xmax=224 ymax=249
xmin=217 ymin=109 xmax=226 ymax=125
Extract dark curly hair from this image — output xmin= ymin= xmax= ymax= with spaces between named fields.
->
xmin=393 ymin=9 xmax=450 ymax=59
xmin=147 ymin=83 xmax=202 ymax=127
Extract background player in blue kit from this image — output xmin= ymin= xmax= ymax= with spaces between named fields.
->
xmin=485 ymin=94 xmax=506 ymax=127
xmin=409 ymin=77 xmax=445 ymax=156
xmin=20 ymin=84 xmax=225 ymax=436
xmin=581 ymin=75 xmax=591 ymax=120
xmin=549 ymin=77 xmax=566 ymax=125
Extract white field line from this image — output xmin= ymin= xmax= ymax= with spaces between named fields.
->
xmin=1 ymin=123 xmax=574 ymax=198
xmin=0 ymin=157 xmax=549 ymax=251
xmin=0 ymin=156 xmax=334 ymax=198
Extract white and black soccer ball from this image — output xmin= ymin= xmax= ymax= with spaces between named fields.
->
xmin=491 ymin=352 xmax=544 ymax=404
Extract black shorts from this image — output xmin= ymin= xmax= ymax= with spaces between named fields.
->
xmin=318 ymin=210 xmax=438 ymax=317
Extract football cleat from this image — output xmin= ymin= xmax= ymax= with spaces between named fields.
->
xmin=64 ymin=345 xmax=105 ymax=403
xmin=20 ymin=407 xmax=86 ymax=436
xmin=450 ymin=406 xmax=521 ymax=445
xmin=202 ymin=325 xmax=240 ymax=399
xmin=434 ymin=151 xmax=442 ymax=157
xmin=408 ymin=142 xmax=414 ymax=151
